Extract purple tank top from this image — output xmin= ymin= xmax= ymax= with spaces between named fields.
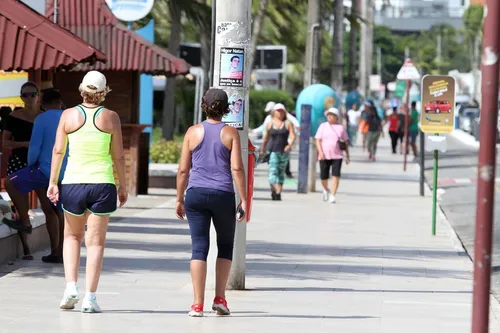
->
xmin=187 ymin=121 xmax=234 ymax=193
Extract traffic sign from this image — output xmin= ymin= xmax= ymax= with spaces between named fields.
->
xmin=397 ymin=58 xmax=421 ymax=81
xmin=105 ymin=0 xmax=154 ymax=22
xmin=420 ymin=75 xmax=456 ymax=134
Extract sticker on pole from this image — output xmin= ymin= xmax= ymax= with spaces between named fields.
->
xmin=222 ymin=93 xmax=245 ymax=130
xmin=396 ymin=58 xmax=421 ymax=81
xmin=420 ymin=75 xmax=456 ymax=134
xmin=219 ymin=47 xmax=244 ymax=87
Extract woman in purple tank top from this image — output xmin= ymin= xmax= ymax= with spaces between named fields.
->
xmin=175 ymin=88 xmax=247 ymax=317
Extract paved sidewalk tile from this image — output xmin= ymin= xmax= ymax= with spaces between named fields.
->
xmin=1 ymin=135 xmax=500 ymax=332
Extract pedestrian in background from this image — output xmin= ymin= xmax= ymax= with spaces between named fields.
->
xmin=315 ymin=108 xmax=350 ymax=203
xmin=387 ymin=107 xmax=400 ymax=154
xmin=347 ymin=103 xmax=361 ymax=146
xmin=260 ymin=103 xmax=296 ymax=201
xmin=408 ymin=101 xmax=420 ymax=158
xmin=175 ymin=88 xmax=247 ymax=317
xmin=2 ymin=81 xmax=42 ymax=260
xmin=365 ymin=102 xmax=383 ymax=161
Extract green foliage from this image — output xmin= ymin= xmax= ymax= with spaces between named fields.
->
xmin=249 ymin=89 xmax=295 ymax=128
xmin=463 ymin=4 xmax=484 ymax=34
xmin=150 ymin=139 xmax=182 ymax=163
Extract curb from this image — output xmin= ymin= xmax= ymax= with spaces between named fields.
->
xmin=414 ymin=163 xmax=500 ymax=323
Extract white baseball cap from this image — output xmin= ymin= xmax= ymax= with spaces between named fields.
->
xmin=272 ymin=103 xmax=287 ymax=112
xmin=79 ymin=71 xmax=107 ymax=93
xmin=325 ymin=107 xmax=339 ymax=116
xmin=265 ymin=101 xmax=276 ymax=112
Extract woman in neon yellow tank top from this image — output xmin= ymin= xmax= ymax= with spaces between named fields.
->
xmin=47 ymin=71 xmax=128 ymax=313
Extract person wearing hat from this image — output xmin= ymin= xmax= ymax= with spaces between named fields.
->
xmin=47 ymin=70 xmax=128 ymax=313
xmin=315 ymin=107 xmax=350 ymax=203
xmin=260 ymin=103 xmax=296 ymax=200
xmin=175 ymin=88 xmax=247 ymax=317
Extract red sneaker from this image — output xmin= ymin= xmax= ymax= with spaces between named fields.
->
xmin=212 ymin=296 xmax=230 ymax=315
xmin=188 ymin=303 xmax=204 ymax=317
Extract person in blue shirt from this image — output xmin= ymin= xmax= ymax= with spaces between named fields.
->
xmin=3 ymin=89 xmax=68 ymax=263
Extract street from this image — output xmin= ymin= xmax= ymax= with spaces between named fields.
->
xmin=423 ymin=132 xmax=500 ymax=298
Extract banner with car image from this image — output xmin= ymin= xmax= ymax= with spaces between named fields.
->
xmin=420 ymin=75 xmax=456 ymax=134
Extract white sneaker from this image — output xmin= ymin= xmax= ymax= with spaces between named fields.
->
xmin=329 ymin=194 xmax=336 ymax=203
xmin=322 ymin=190 xmax=329 ymax=202
xmin=60 ymin=285 xmax=79 ymax=310
xmin=81 ymin=296 xmax=102 ymax=313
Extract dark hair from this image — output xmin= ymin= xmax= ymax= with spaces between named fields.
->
xmin=20 ymin=81 xmax=39 ymax=94
xmin=13 ymin=107 xmax=23 ymax=111
xmin=411 ymin=101 xmax=417 ymax=107
xmin=42 ymin=89 xmax=62 ymax=106
xmin=392 ymin=107 xmax=398 ymax=112
xmin=0 ymin=106 xmax=12 ymax=117
xmin=201 ymin=96 xmax=229 ymax=119
xmin=230 ymin=56 xmax=239 ymax=62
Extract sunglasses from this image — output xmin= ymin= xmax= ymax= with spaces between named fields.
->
xmin=21 ymin=92 xmax=39 ymax=98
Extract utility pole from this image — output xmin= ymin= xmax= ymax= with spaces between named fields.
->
xmin=212 ymin=0 xmax=252 ymax=290
xmin=331 ymin=0 xmax=344 ymax=93
xmin=471 ymin=1 xmax=500 ymax=331
xmin=376 ymin=47 xmax=382 ymax=76
xmin=347 ymin=0 xmax=359 ymax=91
xmin=305 ymin=0 xmax=322 ymax=193
xmin=359 ymin=0 xmax=373 ymax=98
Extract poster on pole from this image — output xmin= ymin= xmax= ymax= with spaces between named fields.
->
xmin=420 ymin=75 xmax=456 ymax=134
xmin=219 ymin=47 xmax=245 ymax=87
xmin=222 ymin=94 xmax=244 ymax=129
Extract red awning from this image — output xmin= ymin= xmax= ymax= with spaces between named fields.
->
xmin=0 ymin=0 xmax=106 ymax=72
xmin=46 ymin=0 xmax=191 ymax=76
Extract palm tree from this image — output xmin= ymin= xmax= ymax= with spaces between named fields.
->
xmin=152 ymin=0 xmax=210 ymax=140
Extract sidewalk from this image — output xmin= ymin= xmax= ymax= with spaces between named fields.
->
xmin=1 ymin=135 xmax=499 ymax=333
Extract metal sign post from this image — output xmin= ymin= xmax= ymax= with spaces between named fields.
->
xmin=297 ymin=105 xmax=312 ymax=194
xmin=471 ymin=1 xmax=500 ymax=331
xmin=212 ymin=0 xmax=252 ymax=290
xmin=420 ymin=74 xmax=456 ymax=235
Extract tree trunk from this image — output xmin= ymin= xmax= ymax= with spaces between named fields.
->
xmin=348 ymin=0 xmax=358 ymax=91
xmin=331 ymin=0 xmax=344 ymax=93
xmin=248 ymin=0 xmax=269 ymax=74
xmin=200 ymin=0 xmax=211 ymax=93
xmin=162 ymin=1 xmax=182 ymax=140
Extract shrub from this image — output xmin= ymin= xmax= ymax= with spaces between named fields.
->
xmin=150 ymin=139 xmax=181 ymax=164
xmin=249 ymin=89 xmax=295 ymax=128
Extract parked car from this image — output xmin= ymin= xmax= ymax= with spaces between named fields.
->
xmin=471 ymin=114 xmax=500 ymax=143
xmin=459 ymin=107 xmax=480 ymax=133
xmin=424 ymin=100 xmax=452 ymax=113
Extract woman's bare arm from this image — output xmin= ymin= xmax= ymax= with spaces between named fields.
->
xmin=2 ymin=130 xmax=29 ymax=149
xmin=110 ymin=111 xmax=126 ymax=189
xmin=176 ymin=127 xmax=193 ymax=203
xmin=287 ymin=121 xmax=296 ymax=146
xmin=230 ymin=129 xmax=247 ymax=203
xmin=49 ymin=112 xmax=69 ymax=184
xmin=260 ymin=122 xmax=272 ymax=154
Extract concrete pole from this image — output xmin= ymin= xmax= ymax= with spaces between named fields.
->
xmin=212 ymin=0 xmax=252 ymax=290
xmin=305 ymin=0 xmax=322 ymax=193
xmin=359 ymin=0 xmax=367 ymax=97
xmin=365 ymin=0 xmax=374 ymax=96
xmin=471 ymin=1 xmax=500 ymax=331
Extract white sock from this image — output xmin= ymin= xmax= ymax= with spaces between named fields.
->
xmin=85 ymin=292 xmax=96 ymax=300
xmin=66 ymin=282 xmax=77 ymax=290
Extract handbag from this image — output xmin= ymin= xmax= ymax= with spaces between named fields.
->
xmin=330 ymin=125 xmax=347 ymax=151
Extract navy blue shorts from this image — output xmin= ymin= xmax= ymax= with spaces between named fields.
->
xmin=9 ymin=165 xmax=48 ymax=193
xmin=61 ymin=184 xmax=117 ymax=216
xmin=410 ymin=130 xmax=418 ymax=144
xmin=9 ymin=165 xmax=62 ymax=211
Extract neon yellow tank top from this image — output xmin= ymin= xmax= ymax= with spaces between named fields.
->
xmin=62 ymin=105 xmax=115 ymax=185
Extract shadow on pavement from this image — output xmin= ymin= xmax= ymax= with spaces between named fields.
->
xmin=249 ymin=287 xmax=471 ymax=294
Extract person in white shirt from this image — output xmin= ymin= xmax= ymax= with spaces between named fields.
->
xmin=346 ymin=103 xmax=361 ymax=146
xmin=251 ymin=101 xmax=300 ymax=137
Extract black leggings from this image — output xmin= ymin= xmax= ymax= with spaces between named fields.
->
xmin=389 ymin=131 xmax=399 ymax=153
xmin=185 ymin=187 xmax=236 ymax=261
